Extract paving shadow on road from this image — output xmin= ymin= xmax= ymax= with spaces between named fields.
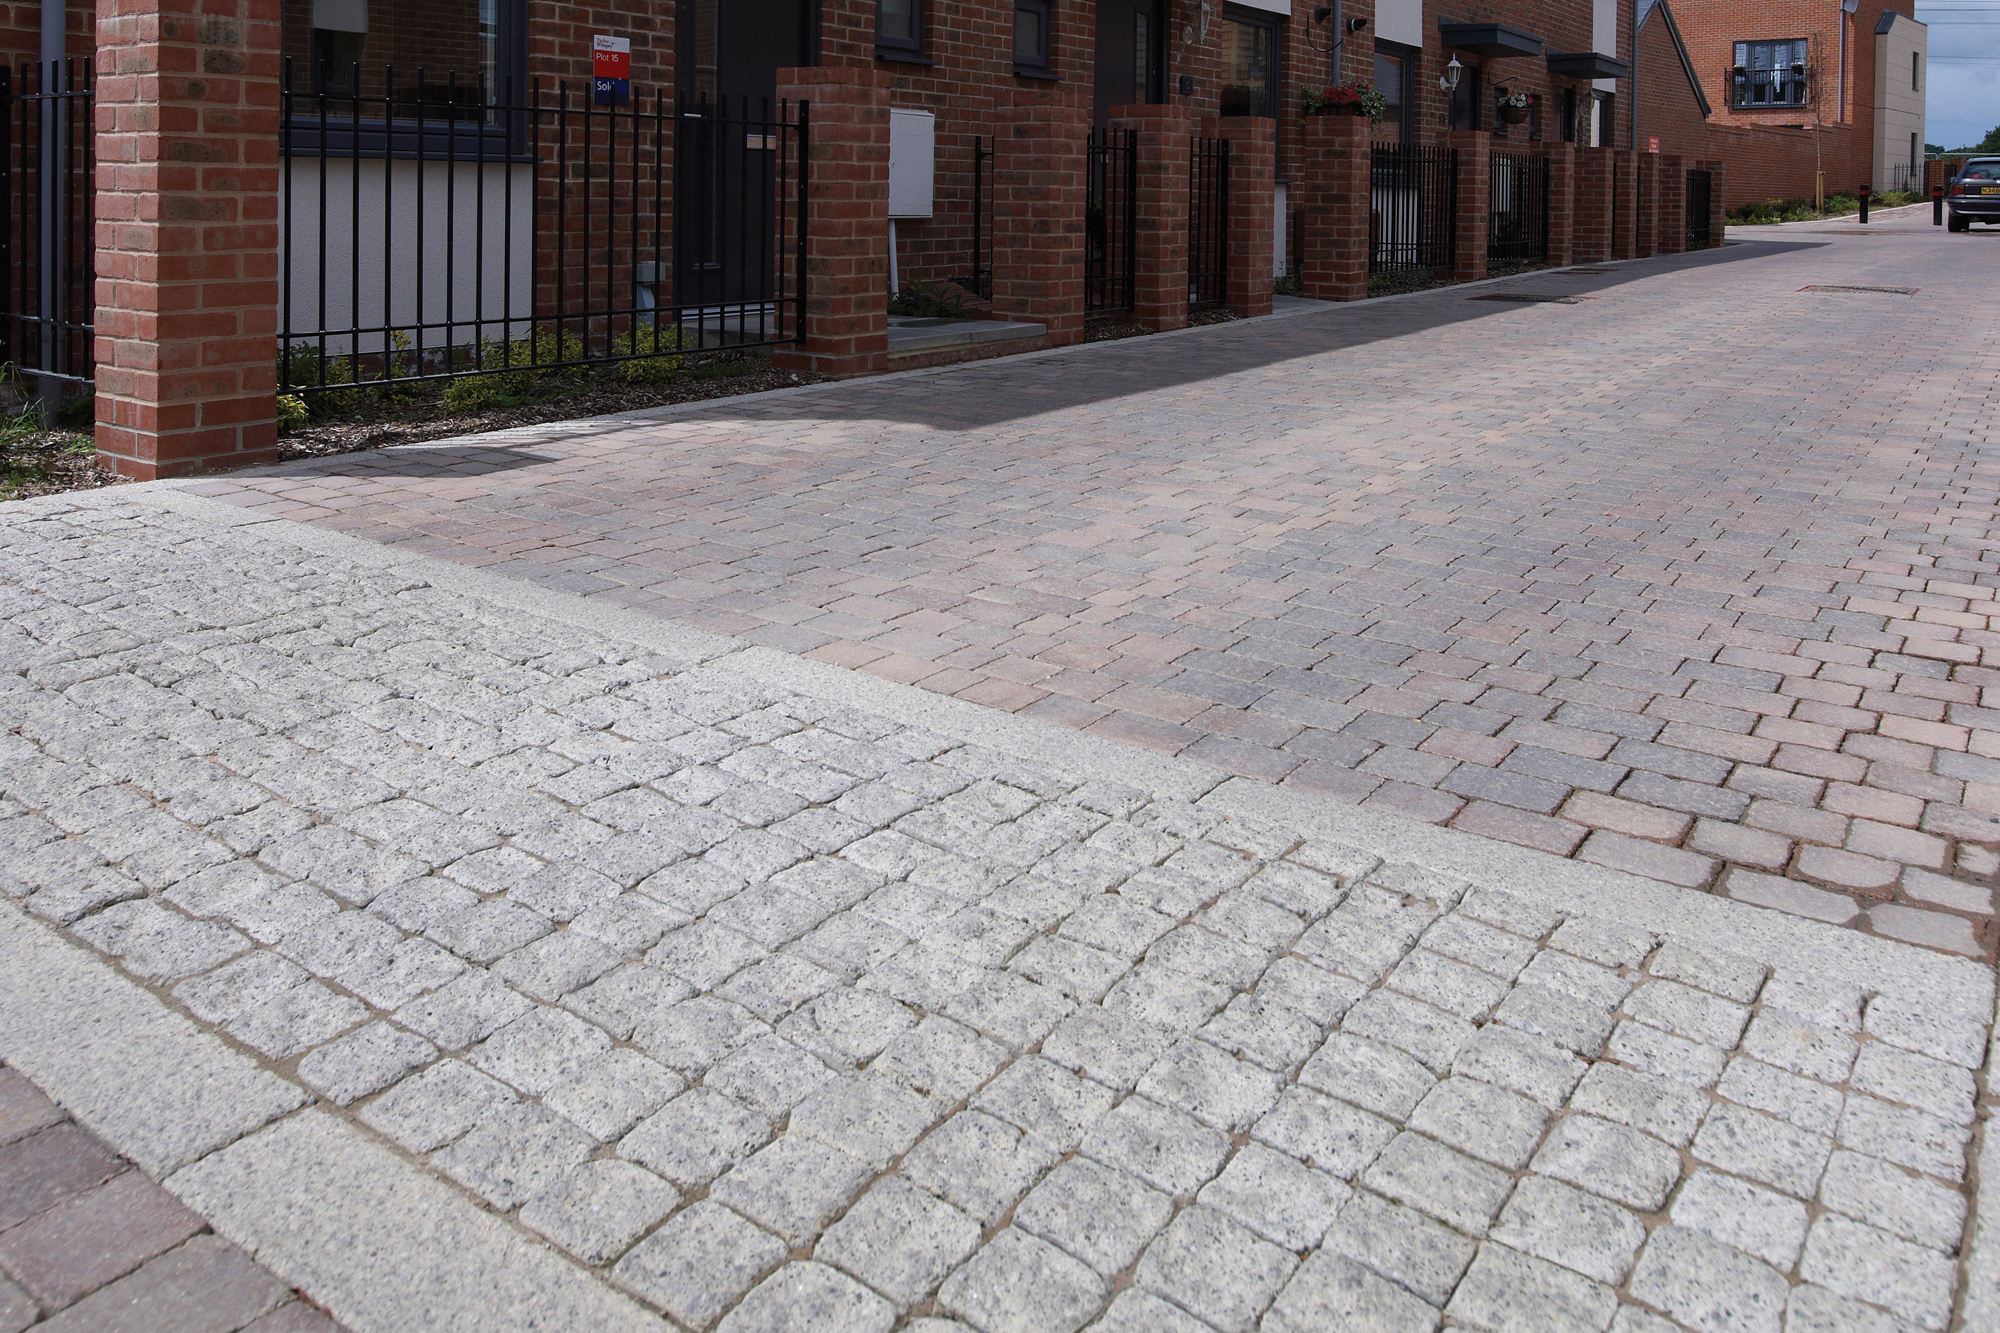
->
xmin=262 ymin=240 xmax=1831 ymax=483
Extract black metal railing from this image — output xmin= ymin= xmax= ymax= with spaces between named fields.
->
xmin=1189 ymin=136 xmax=1230 ymax=311
xmin=1488 ymin=152 xmax=1549 ymax=264
xmin=1686 ymin=169 xmax=1712 ymax=249
xmin=1 ymin=60 xmax=94 ymax=395
xmin=1085 ymin=127 xmax=1137 ymax=319
xmin=1370 ymin=143 xmax=1457 ymax=273
xmin=957 ymin=135 xmax=993 ymax=300
xmin=278 ymin=64 xmax=807 ymax=395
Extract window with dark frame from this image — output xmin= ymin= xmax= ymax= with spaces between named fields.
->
xmin=1015 ymin=0 xmax=1051 ymax=74
xmin=1219 ymin=9 xmax=1280 ymax=120
xmin=283 ymin=0 xmax=522 ymax=151
xmin=1731 ymin=39 xmax=1809 ymax=108
xmin=1373 ymin=44 xmax=1412 ymax=144
xmin=1448 ymin=60 xmax=1480 ymax=130
xmin=878 ymin=0 xmax=922 ymax=57
xmin=1529 ymin=92 xmax=1542 ymax=140
xmin=1913 ymin=51 xmax=1920 ymax=90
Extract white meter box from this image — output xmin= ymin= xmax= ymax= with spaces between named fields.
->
xmin=889 ymin=109 xmax=935 ymax=219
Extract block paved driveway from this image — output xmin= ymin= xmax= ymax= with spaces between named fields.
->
xmin=0 ymin=492 xmax=1993 ymax=1333
xmin=194 ymin=209 xmax=2000 ymax=959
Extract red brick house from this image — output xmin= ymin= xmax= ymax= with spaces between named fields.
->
xmin=1 ymin=0 xmax=1724 ymax=480
xmin=1671 ymin=0 xmax=1926 ymax=204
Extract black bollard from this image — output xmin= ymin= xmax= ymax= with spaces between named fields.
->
xmin=1858 ymin=187 xmax=1871 ymax=224
xmin=1934 ymin=184 xmax=1947 ymax=226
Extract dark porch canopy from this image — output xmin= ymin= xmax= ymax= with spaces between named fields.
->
xmin=1544 ymin=51 xmax=1634 ymax=78
xmin=1437 ymin=22 xmax=1544 ymax=58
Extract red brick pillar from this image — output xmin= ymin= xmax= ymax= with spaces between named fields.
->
xmin=1656 ymin=154 xmax=1685 ymax=255
xmin=992 ymin=83 xmax=1088 ymax=346
xmin=1634 ymin=151 xmax=1658 ymax=258
xmin=772 ymin=65 xmax=890 ymax=378
xmin=1611 ymin=149 xmax=1637 ymax=259
xmin=1449 ymin=130 xmax=1490 ymax=283
xmin=1574 ymin=147 xmax=1613 ymax=263
xmin=1544 ymin=143 xmax=1575 ymax=268
xmin=1110 ymin=104 xmax=1194 ymax=331
xmin=1214 ymin=115 xmax=1273 ymax=318
xmin=1704 ymin=161 xmax=1727 ymax=247
xmin=93 ymin=0 xmax=281 ymax=479
xmin=1296 ymin=112 xmax=1369 ymax=301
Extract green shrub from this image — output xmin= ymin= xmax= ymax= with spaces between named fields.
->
xmin=888 ymin=279 xmax=972 ymax=319
xmin=54 ymin=391 xmax=93 ymax=430
xmin=280 ymin=347 xmax=366 ymax=416
xmin=276 ymin=394 xmax=309 ymax=433
xmin=612 ymin=324 xmax=688 ymax=384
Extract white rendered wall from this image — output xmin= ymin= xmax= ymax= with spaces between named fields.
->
xmin=1873 ymin=15 xmax=1927 ymax=192
xmin=280 ymin=158 xmax=537 ymax=360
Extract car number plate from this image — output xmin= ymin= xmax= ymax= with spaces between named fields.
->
xmin=1983 ymin=187 xmax=2000 ymax=195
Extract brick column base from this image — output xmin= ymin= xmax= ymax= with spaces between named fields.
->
xmin=1635 ymin=152 xmax=1658 ymax=258
xmin=94 ymin=0 xmax=281 ymax=479
xmin=1612 ymin=149 xmax=1637 ymax=259
xmin=1545 ymin=143 xmax=1576 ymax=268
xmin=1296 ymin=113 xmax=1369 ymax=302
xmin=1213 ymin=115 xmax=1274 ymax=319
xmin=1109 ymin=104 xmax=1194 ymax=331
xmin=1450 ymin=130 xmax=1491 ymax=283
xmin=1703 ymin=161 xmax=1727 ymax=247
xmin=771 ymin=66 xmax=891 ymax=378
xmin=992 ymin=84 xmax=1088 ymax=346
xmin=1573 ymin=147 xmax=1613 ymax=264
xmin=1656 ymin=154 xmax=1685 ymax=255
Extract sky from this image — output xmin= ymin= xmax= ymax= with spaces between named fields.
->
xmin=1919 ymin=1 xmax=2000 ymax=148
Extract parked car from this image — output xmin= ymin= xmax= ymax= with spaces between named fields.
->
xmin=1948 ymin=159 xmax=2000 ymax=231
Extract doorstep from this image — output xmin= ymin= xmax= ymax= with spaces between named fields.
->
xmin=885 ymin=317 xmax=1048 ymax=370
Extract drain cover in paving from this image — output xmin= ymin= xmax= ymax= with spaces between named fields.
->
xmin=1469 ymin=293 xmax=1580 ymax=304
xmin=1800 ymin=284 xmax=1918 ymax=294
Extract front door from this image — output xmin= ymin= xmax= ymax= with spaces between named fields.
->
xmin=1094 ymin=0 xmax=1165 ymax=125
xmin=675 ymin=0 xmax=813 ymax=315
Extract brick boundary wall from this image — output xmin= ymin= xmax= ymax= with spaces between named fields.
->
xmin=1612 ymin=149 xmax=1637 ymax=260
xmin=1295 ymin=112 xmax=1368 ymax=303
xmin=771 ymin=64 xmax=890 ymax=379
xmin=1656 ymin=153 xmax=1686 ymax=254
xmin=1110 ymin=104 xmax=1195 ymax=332
xmin=1545 ymin=141 xmax=1575 ymax=268
xmin=1215 ymin=115 xmax=1274 ymax=320
xmin=1450 ymin=130 xmax=1490 ymax=284
xmin=1573 ymin=147 xmax=1613 ymax=264
xmin=989 ymin=82 xmax=1088 ymax=347
xmin=1634 ymin=151 xmax=1658 ymax=258
xmin=93 ymin=0 xmax=282 ymax=479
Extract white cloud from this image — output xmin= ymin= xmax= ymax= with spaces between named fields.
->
xmin=1918 ymin=3 xmax=2000 ymax=146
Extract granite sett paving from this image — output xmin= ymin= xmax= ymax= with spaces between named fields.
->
xmin=0 ymin=489 xmax=1996 ymax=1331
xmin=184 ymin=207 xmax=2000 ymax=957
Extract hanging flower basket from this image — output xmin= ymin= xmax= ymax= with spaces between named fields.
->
xmin=1302 ymin=81 xmax=1387 ymax=123
xmin=1497 ymin=91 xmax=1532 ymax=125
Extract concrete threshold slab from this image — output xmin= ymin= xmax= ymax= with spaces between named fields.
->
xmin=7 ymin=483 xmax=1997 ymax=1332
xmin=886 ymin=318 xmax=1046 ymax=355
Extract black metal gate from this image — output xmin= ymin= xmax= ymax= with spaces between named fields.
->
xmin=1085 ymin=127 xmax=1137 ymax=319
xmin=1686 ymin=169 xmax=1712 ymax=249
xmin=1370 ymin=143 xmax=1458 ymax=273
xmin=279 ymin=66 xmax=807 ymax=396
xmin=1488 ymin=152 xmax=1549 ymax=264
xmin=2 ymin=61 xmax=94 ymax=396
xmin=1189 ymin=137 xmax=1230 ymax=311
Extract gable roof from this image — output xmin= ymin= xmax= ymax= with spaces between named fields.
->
xmin=1639 ymin=0 xmax=1713 ymax=118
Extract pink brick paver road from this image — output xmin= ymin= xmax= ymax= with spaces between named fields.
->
xmin=190 ymin=208 xmax=2000 ymax=956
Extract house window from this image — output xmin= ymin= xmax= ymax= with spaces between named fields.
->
xmin=1015 ymin=0 xmax=1050 ymax=74
xmin=878 ymin=0 xmax=922 ymax=56
xmin=1374 ymin=44 xmax=1413 ymax=144
xmin=284 ymin=0 xmax=515 ymax=116
xmin=1913 ymin=51 xmax=1920 ymax=90
xmin=1731 ymin=39 xmax=1809 ymax=108
xmin=1219 ymin=10 xmax=1280 ymax=119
